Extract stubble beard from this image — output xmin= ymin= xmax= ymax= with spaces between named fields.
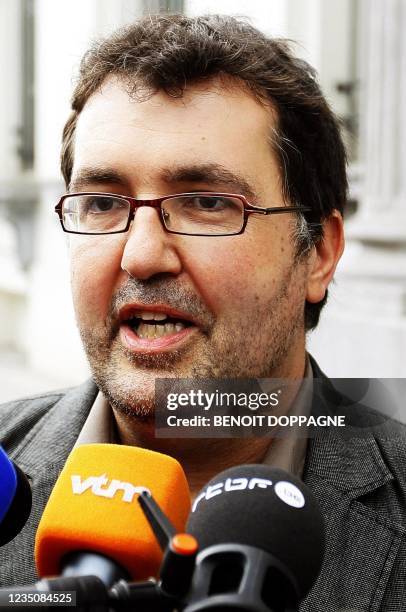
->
xmin=78 ymin=264 xmax=306 ymax=420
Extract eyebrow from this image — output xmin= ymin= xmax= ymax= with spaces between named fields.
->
xmin=69 ymin=168 xmax=130 ymax=193
xmin=161 ymin=164 xmax=259 ymax=202
xmin=69 ymin=163 xmax=259 ymax=202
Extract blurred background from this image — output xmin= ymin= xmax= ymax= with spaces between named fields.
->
xmin=0 ymin=0 xmax=405 ymax=402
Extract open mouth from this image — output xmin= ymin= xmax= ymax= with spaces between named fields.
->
xmin=118 ymin=305 xmax=199 ymax=352
xmin=125 ymin=312 xmax=193 ymax=340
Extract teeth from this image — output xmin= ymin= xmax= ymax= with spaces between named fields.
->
xmin=137 ymin=321 xmax=186 ymax=339
xmin=142 ymin=324 xmax=152 ymax=338
xmin=154 ymin=325 xmax=166 ymax=338
xmin=139 ymin=311 xmax=167 ymax=321
xmin=165 ymin=323 xmax=175 ymax=334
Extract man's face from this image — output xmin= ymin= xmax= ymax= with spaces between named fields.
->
xmin=69 ymin=77 xmax=311 ymax=416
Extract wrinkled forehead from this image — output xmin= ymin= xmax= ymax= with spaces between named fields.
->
xmin=71 ymin=76 xmax=283 ymax=202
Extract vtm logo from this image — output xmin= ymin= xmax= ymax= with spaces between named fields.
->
xmin=71 ymin=474 xmax=150 ymax=503
xmin=192 ymin=477 xmax=273 ymax=512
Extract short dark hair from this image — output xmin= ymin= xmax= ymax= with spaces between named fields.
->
xmin=61 ymin=13 xmax=347 ymax=330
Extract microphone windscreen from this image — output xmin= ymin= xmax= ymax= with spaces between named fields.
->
xmin=0 ymin=446 xmax=17 ymax=523
xmin=0 ymin=457 xmax=32 ymax=546
xmin=35 ymin=444 xmax=190 ymax=579
xmin=186 ymin=465 xmax=324 ymax=598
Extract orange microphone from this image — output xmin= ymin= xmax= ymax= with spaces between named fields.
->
xmin=35 ymin=444 xmax=191 ymax=583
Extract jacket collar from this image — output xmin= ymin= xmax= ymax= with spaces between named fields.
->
xmin=305 ymin=356 xmax=393 ymax=499
xmin=13 ymin=379 xmax=98 ymax=479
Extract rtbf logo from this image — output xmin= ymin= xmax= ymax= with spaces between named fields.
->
xmin=192 ymin=477 xmax=306 ymax=512
xmin=192 ymin=477 xmax=273 ymax=512
xmin=71 ymin=474 xmax=150 ymax=503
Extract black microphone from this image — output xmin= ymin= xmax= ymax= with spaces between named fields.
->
xmin=184 ymin=465 xmax=325 ymax=612
xmin=0 ymin=446 xmax=32 ymax=546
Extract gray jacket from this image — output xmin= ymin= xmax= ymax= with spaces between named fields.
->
xmin=0 ymin=361 xmax=405 ymax=611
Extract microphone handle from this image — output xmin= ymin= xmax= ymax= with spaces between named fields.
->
xmin=61 ymin=551 xmax=129 ymax=587
xmin=110 ymin=579 xmax=176 ymax=611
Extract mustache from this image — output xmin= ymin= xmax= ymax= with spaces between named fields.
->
xmin=107 ymin=275 xmax=215 ymax=331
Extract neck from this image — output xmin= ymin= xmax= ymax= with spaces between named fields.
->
xmin=112 ymin=415 xmax=271 ymax=498
xmin=112 ymin=351 xmax=308 ymax=497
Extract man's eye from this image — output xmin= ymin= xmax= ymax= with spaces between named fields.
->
xmin=187 ymin=196 xmax=229 ymax=211
xmin=85 ymin=197 xmax=123 ymax=213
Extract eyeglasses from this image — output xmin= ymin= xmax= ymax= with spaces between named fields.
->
xmin=55 ymin=192 xmax=311 ymax=236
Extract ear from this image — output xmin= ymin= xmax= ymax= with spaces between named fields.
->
xmin=306 ymin=210 xmax=345 ymax=304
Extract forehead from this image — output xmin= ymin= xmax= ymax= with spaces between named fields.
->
xmin=72 ymin=77 xmax=282 ymax=198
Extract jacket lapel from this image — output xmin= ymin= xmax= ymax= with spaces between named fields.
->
xmin=301 ymin=364 xmax=405 ymax=611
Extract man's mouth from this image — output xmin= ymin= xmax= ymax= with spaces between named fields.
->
xmin=118 ymin=305 xmax=198 ymax=353
xmin=126 ymin=311 xmax=193 ymax=339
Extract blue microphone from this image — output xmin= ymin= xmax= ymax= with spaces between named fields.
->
xmin=0 ymin=446 xmax=32 ymax=545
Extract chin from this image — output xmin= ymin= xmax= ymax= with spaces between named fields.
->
xmin=93 ymin=366 xmax=157 ymax=418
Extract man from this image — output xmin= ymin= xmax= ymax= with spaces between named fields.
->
xmin=1 ymin=14 xmax=405 ymax=610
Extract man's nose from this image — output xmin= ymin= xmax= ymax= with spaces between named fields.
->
xmin=120 ymin=206 xmax=183 ymax=280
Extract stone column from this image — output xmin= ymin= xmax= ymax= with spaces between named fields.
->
xmin=351 ymin=0 xmax=406 ymax=235
xmin=308 ymin=0 xmax=406 ymax=378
